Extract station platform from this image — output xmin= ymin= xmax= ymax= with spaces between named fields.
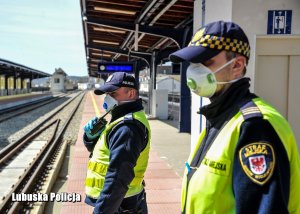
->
xmin=60 ymin=91 xmax=191 ymax=214
xmin=0 ymin=92 xmax=53 ymax=110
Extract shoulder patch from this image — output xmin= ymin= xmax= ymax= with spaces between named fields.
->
xmin=239 ymin=142 xmax=275 ymax=185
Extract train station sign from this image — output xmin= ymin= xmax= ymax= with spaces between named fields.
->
xmin=98 ymin=62 xmax=135 ymax=73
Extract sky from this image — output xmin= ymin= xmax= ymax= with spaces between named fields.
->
xmin=0 ymin=0 xmax=87 ymax=76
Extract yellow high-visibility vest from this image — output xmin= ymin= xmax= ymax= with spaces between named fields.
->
xmin=182 ymin=98 xmax=300 ymax=214
xmin=85 ymin=110 xmax=151 ymax=199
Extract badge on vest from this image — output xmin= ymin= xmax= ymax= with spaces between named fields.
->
xmin=239 ymin=142 xmax=275 ymax=185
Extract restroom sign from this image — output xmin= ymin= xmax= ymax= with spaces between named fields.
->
xmin=267 ymin=10 xmax=292 ymax=34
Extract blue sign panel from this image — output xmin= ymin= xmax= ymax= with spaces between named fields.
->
xmin=98 ymin=62 xmax=135 ymax=73
xmin=268 ymin=10 xmax=292 ymax=34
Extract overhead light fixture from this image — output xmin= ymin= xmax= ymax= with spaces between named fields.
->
xmin=90 ymin=59 xmax=105 ymax=62
xmin=93 ymin=27 xmax=126 ymax=34
xmin=91 ymin=53 xmax=111 ymax=57
xmin=94 ymin=7 xmax=136 ymax=15
xmin=138 ymin=44 xmax=150 ymax=48
xmin=93 ymin=40 xmax=119 ymax=45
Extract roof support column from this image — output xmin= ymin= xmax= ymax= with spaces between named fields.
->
xmin=0 ymin=75 xmax=7 ymax=96
xmin=176 ymin=25 xmax=193 ymax=133
xmin=151 ymin=51 xmax=157 ymax=90
xmin=149 ymin=51 xmax=157 ymax=116
xmin=179 ymin=62 xmax=191 ymax=133
xmin=134 ymin=24 xmax=139 ymax=51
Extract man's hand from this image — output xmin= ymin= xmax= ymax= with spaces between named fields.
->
xmin=84 ymin=116 xmax=106 ymax=140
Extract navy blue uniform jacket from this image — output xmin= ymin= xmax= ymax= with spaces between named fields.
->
xmin=84 ymin=99 xmax=148 ymax=214
xmin=187 ymin=78 xmax=290 ymax=214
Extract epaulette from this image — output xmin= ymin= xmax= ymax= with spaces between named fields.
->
xmin=124 ymin=112 xmax=134 ymax=121
xmin=240 ymin=100 xmax=263 ymax=120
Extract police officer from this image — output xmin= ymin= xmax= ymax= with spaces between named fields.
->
xmin=170 ymin=21 xmax=300 ymax=214
xmin=83 ymin=72 xmax=151 ymax=214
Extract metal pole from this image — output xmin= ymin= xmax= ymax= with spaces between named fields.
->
xmin=135 ymin=24 xmax=139 ymax=51
xmin=179 ymin=61 xmax=191 ymax=133
xmin=202 ymin=0 xmax=205 ymax=26
xmin=149 ymin=51 xmax=157 ymax=116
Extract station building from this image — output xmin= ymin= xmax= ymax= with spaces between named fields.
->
xmin=50 ymin=68 xmax=68 ymax=93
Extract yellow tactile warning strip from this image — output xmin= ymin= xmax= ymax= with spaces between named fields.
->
xmin=61 ymin=91 xmax=182 ymax=213
xmin=90 ymin=91 xmax=100 ymax=117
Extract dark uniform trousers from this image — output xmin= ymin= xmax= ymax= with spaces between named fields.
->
xmin=116 ymin=188 xmax=147 ymax=214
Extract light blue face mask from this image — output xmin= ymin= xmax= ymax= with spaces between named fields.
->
xmin=186 ymin=58 xmax=240 ymax=97
xmin=103 ymin=94 xmax=118 ymax=112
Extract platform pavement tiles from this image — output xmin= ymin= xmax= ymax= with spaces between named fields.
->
xmin=61 ymin=150 xmax=182 ymax=214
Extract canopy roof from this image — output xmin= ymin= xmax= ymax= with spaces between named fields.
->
xmin=80 ymin=0 xmax=194 ymax=77
xmin=0 ymin=58 xmax=50 ymax=79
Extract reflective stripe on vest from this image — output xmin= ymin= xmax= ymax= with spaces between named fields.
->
xmin=182 ymin=98 xmax=300 ymax=214
xmin=86 ymin=161 xmax=145 ymax=188
xmin=85 ymin=110 xmax=151 ymax=199
xmin=88 ymin=161 xmax=107 ymax=174
xmin=86 ymin=177 xmax=144 ymax=189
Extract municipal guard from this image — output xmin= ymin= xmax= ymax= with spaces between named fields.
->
xmin=83 ymin=72 xmax=151 ymax=214
xmin=170 ymin=21 xmax=300 ymax=214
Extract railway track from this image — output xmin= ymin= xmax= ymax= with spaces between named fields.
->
xmin=0 ymin=94 xmax=67 ymax=123
xmin=0 ymin=92 xmax=81 ymax=150
xmin=0 ymin=91 xmax=85 ymax=213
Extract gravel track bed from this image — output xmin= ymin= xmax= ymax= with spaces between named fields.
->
xmin=0 ymin=92 xmax=85 ymax=150
xmin=36 ymin=92 xmax=86 ymax=143
xmin=61 ymin=93 xmax=86 ymax=144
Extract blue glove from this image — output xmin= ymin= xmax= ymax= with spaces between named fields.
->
xmin=84 ymin=116 xmax=105 ymax=140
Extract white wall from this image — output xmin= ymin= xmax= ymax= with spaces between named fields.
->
xmin=205 ymin=0 xmax=233 ymax=22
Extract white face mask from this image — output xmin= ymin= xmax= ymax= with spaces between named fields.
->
xmin=103 ymin=95 xmax=118 ymax=112
xmin=186 ymin=58 xmax=239 ymax=97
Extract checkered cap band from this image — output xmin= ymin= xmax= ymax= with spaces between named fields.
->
xmin=188 ymin=34 xmax=250 ymax=59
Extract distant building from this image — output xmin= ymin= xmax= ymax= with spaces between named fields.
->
xmin=50 ymin=68 xmax=67 ymax=92
xmin=31 ymin=77 xmax=50 ymax=87
xmin=78 ymin=83 xmax=89 ymax=90
xmin=157 ymin=65 xmax=172 ymax=74
xmin=77 ymin=77 xmax=104 ymax=90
